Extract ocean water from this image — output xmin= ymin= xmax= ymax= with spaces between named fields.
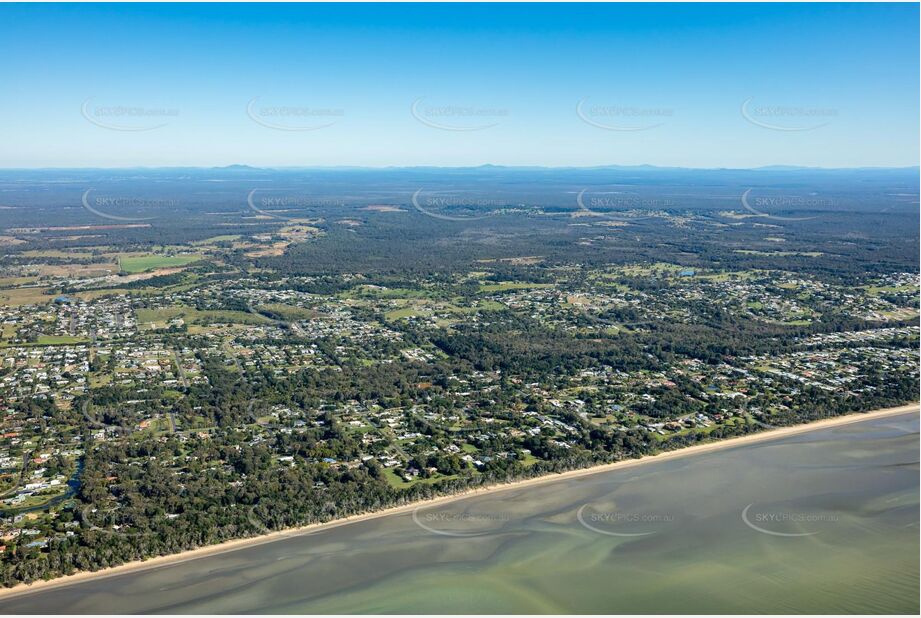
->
xmin=1 ymin=412 xmax=917 ymax=614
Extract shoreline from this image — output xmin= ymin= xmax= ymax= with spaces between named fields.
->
xmin=0 ymin=403 xmax=916 ymax=601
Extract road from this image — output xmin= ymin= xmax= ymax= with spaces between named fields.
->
xmin=172 ymin=349 xmax=189 ymax=388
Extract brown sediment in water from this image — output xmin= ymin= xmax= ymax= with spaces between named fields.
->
xmin=0 ymin=403 xmax=916 ymax=601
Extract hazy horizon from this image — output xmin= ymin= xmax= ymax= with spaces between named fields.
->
xmin=2 ymin=163 xmax=919 ymax=171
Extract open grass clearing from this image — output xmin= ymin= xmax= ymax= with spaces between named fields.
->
xmin=118 ymin=253 xmax=203 ymax=274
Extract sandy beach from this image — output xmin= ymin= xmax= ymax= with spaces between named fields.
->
xmin=0 ymin=402 xmax=916 ymax=601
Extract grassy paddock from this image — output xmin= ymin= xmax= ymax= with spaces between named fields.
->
xmin=119 ymin=254 xmax=202 ymax=274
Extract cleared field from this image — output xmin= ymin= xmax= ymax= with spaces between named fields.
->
xmin=446 ymin=299 xmax=504 ymax=312
xmin=35 ymin=335 xmax=90 ymax=345
xmin=382 ymin=467 xmax=461 ymax=489
xmin=863 ymin=284 xmax=920 ymax=296
xmin=341 ymin=286 xmax=432 ymax=299
xmin=136 ymin=306 xmax=271 ymax=330
xmin=734 ymin=250 xmax=824 ymax=257
xmin=192 ymin=235 xmax=241 ymax=245
xmin=37 ymin=263 xmax=118 ymax=277
xmin=385 ymin=307 xmax=424 ymax=320
xmin=0 ymin=287 xmax=54 ymax=306
xmin=877 ymin=308 xmax=919 ymax=321
xmin=384 ymin=299 xmax=505 ymax=322
xmin=0 ymin=276 xmax=39 ymax=287
xmin=21 ymin=249 xmax=96 ymax=259
xmin=119 ymin=254 xmax=202 ymax=274
xmin=694 ymin=270 xmax=761 ymax=282
xmin=74 ymin=288 xmax=156 ymax=301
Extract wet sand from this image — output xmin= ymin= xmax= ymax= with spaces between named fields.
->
xmin=0 ymin=403 xmax=916 ymax=605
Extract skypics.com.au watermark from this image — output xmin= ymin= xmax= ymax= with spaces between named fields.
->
xmin=81 ymin=98 xmax=179 ymax=132
xmin=741 ymin=503 xmax=839 ymax=537
xmin=246 ymin=97 xmax=344 ymax=131
xmin=411 ymin=189 xmax=506 ymax=221
xmin=247 ymin=189 xmax=344 ymax=220
xmin=740 ymin=189 xmax=829 ymax=221
xmin=411 ymin=98 xmax=509 ymax=131
xmin=577 ymin=98 xmax=673 ymax=132
xmin=412 ymin=507 xmax=511 ymax=537
xmin=81 ymin=189 xmax=174 ymax=222
xmin=576 ymin=189 xmax=671 ymax=221
xmin=576 ymin=504 xmax=675 ymax=537
xmin=741 ymin=97 xmax=838 ymax=132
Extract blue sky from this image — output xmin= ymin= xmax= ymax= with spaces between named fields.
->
xmin=0 ymin=2 xmax=917 ymax=168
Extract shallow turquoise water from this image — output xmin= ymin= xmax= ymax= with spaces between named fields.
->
xmin=1 ymin=413 xmax=917 ymax=614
